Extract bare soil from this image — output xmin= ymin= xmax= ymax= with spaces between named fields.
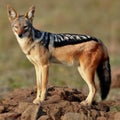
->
xmin=0 ymin=86 xmax=119 ymax=120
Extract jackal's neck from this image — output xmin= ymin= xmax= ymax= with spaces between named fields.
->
xmin=32 ymin=27 xmax=44 ymax=40
xmin=32 ymin=27 xmax=51 ymax=49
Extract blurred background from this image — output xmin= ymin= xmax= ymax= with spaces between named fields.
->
xmin=0 ymin=0 xmax=120 ymax=98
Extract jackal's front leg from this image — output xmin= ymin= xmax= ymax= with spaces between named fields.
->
xmin=33 ymin=65 xmax=42 ymax=104
xmin=33 ymin=65 xmax=49 ymax=104
xmin=40 ymin=65 xmax=49 ymax=101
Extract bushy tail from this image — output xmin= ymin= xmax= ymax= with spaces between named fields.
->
xmin=97 ymin=57 xmax=111 ymax=100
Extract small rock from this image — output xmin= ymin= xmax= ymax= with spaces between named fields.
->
xmin=0 ymin=106 xmax=4 ymax=113
xmin=21 ymin=103 xmax=41 ymax=120
xmin=97 ymin=116 xmax=107 ymax=120
xmin=91 ymin=109 xmax=99 ymax=119
xmin=16 ymin=102 xmax=31 ymax=113
xmin=0 ymin=112 xmax=20 ymax=120
xmin=114 ymin=112 xmax=120 ymax=120
xmin=61 ymin=112 xmax=87 ymax=120
xmin=38 ymin=115 xmax=50 ymax=120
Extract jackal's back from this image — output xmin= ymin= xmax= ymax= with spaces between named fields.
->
xmin=52 ymin=33 xmax=99 ymax=47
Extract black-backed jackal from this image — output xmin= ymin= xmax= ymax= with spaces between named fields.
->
xmin=7 ymin=5 xmax=111 ymax=106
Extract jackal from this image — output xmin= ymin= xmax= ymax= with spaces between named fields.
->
xmin=7 ymin=5 xmax=111 ymax=105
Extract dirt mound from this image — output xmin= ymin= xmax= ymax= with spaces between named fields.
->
xmin=0 ymin=86 xmax=119 ymax=120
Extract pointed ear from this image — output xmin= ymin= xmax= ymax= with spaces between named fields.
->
xmin=7 ymin=5 xmax=18 ymax=22
xmin=24 ymin=5 xmax=35 ymax=22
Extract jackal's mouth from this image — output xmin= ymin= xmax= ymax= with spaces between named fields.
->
xmin=18 ymin=34 xmax=22 ymax=38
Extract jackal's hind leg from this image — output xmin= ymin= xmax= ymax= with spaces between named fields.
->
xmin=78 ymin=66 xmax=96 ymax=106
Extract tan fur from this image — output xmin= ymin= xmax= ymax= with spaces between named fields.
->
xmin=7 ymin=5 xmax=109 ymax=106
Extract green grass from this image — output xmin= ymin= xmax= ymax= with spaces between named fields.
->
xmin=110 ymin=106 xmax=120 ymax=112
xmin=110 ymin=55 xmax=120 ymax=66
xmin=49 ymin=65 xmax=85 ymax=88
xmin=0 ymin=0 xmax=120 ymax=93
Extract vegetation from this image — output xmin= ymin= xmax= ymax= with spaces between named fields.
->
xmin=0 ymin=0 xmax=120 ymax=94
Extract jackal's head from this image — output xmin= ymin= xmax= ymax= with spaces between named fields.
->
xmin=7 ymin=5 xmax=35 ymax=38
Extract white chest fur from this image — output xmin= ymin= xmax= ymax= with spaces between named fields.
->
xmin=16 ymin=36 xmax=29 ymax=54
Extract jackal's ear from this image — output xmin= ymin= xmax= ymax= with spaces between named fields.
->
xmin=25 ymin=5 xmax=35 ymax=22
xmin=7 ymin=5 xmax=18 ymax=22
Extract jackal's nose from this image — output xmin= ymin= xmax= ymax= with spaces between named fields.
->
xmin=18 ymin=34 xmax=22 ymax=38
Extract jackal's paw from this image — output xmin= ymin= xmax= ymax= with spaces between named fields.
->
xmin=80 ymin=100 xmax=91 ymax=106
xmin=33 ymin=98 xmax=41 ymax=104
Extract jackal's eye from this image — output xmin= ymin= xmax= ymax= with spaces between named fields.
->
xmin=24 ymin=26 xmax=28 ymax=30
xmin=14 ymin=26 xmax=18 ymax=29
xmin=14 ymin=26 xmax=18 ymax=32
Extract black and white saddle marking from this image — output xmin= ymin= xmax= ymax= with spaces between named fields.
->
xmin=33 ymin=28 xmax=100 ymax=49
xmin=53 ymin=33 xmax=99 ymax=47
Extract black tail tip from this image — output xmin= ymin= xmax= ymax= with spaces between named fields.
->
xmin=101 ymin=86 xmax=110 ymax=100
xmin=101 ymin=94 xmax=107 ymax=100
